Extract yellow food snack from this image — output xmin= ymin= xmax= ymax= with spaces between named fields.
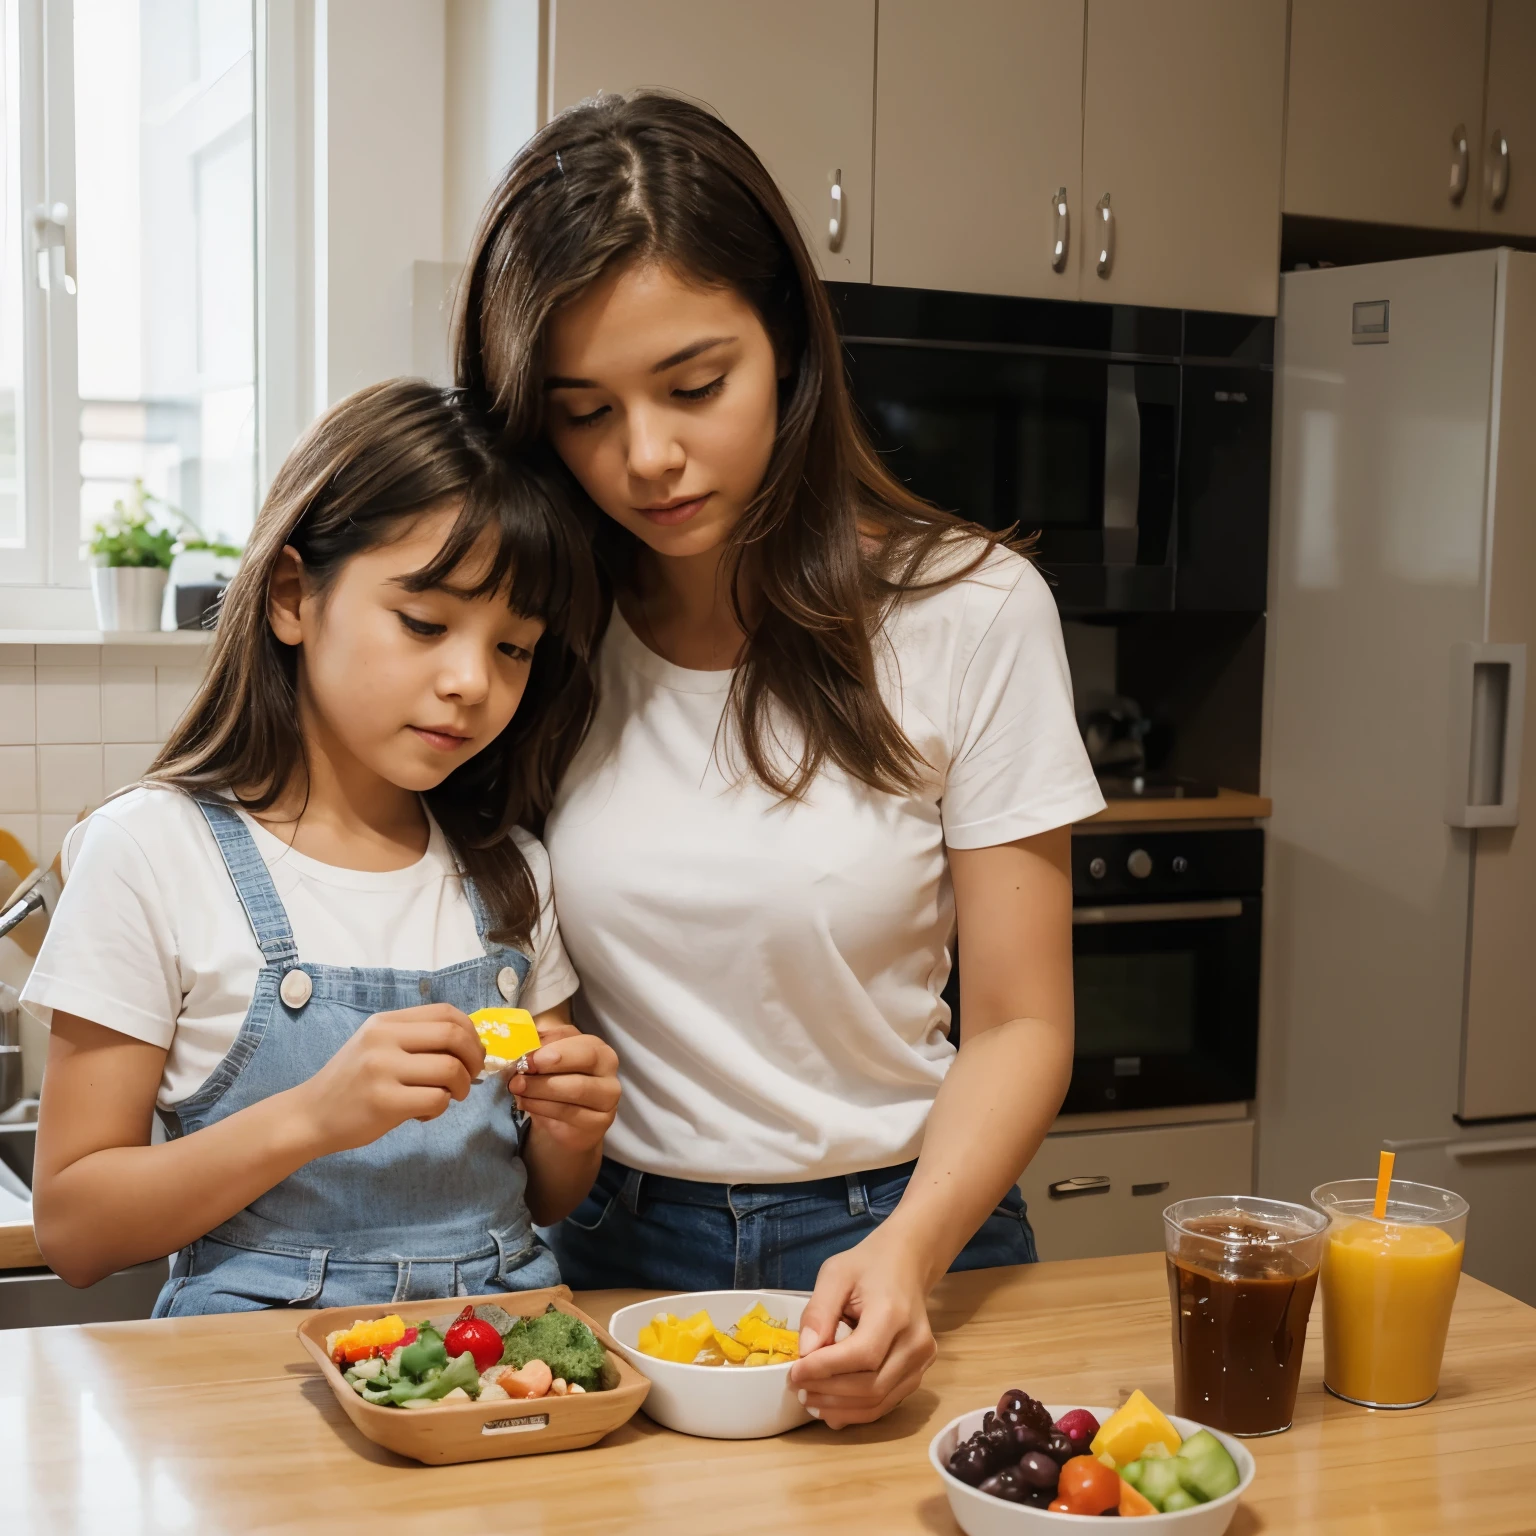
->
xmin=1090 ymin=1388 xmax=1183 ymax=1465
xmin=469 ymin=1008 xmax=542 ymax=1065
xmin=635 ymin=1304 xmax=800 ymax=1367
xmin=328 ymin=1313 xmax=408 ymax=1364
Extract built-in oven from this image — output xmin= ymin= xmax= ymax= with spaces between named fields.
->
xmin=943 ymin=828 xmax=1262 ymax=1113
xmin=827 ymin=283 xmax=1273 ymax=615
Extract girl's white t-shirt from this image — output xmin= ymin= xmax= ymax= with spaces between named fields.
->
xmin=544 ymin=544 xmax=1103 ymax=1183
xmin=21 ymin=787 xmax=578 ymax=1109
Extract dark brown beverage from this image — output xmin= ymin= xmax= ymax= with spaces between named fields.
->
xmin=1166 ymin=1215 xmax=1320 ymax=1436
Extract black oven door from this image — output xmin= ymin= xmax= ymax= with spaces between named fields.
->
xmin=840 ymin=340 xmax=1179 ymax=612
xmin=1064 ymin=896 xmax=1260 ymax=1113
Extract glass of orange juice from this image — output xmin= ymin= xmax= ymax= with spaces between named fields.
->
xmin=1310 ymin=1178 xmax=1469 ymax=1408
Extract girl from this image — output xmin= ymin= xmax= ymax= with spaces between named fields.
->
xmin=455 ymin=94 xmax=1103 ymax=1425
xmin=26 ymin=380 xmax=621 ymax=1313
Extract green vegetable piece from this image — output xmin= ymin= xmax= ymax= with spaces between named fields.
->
xmin=1161 ymin=1489 xmax=1200 ymax=1512
xmin=397 ymin=1326 xmax=448 ymax=1380
xmin=499 ymin=1304 xmax=607 ymax=1392
xmin=387 ymin=1350 xmax=481 ymax=1405
xmin=1174 ymin=1429 xmax=1240 ymax=1502
xmin=1136 ymin=1457 xmax=1187 ymax=1511
xmin=1120 ymin=1459 xmax=1147 ymax=1491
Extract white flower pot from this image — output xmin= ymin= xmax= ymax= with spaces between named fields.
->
xmin=91 ymin=565 xmax=170 ymax=632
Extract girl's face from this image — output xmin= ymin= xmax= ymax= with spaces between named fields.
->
xmin=543 ymin=260 xmax=780 ymax=563
xmin=269 ymin=502 xmax=546 ymax=794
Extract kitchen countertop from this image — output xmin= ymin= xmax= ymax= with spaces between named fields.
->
xmin=3 ymin=1252 xmax=1532 ymax=1534
xmin=1082 ymin=788 xmax=1272 ymax=824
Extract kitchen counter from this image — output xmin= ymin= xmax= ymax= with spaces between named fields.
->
xmin=1082 ymin=788 xmax=1272 ymax=825
xmin=3 ymin=1252 xmax=1532 ymax=1534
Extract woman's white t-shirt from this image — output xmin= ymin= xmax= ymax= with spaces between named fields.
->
xmin=20 ymin=788 xmax=578 ymax=1108
xmin=544 ymin=544 xmax=1103 ymax=1183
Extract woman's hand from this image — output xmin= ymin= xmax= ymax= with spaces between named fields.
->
xmin=295 ymin=1004 xmax=485 ymax=1156
xmin=789 ymin=1223 xmax=939 ymax=1430
xmin=505 ymin=1020 xmax=621 ymax=1152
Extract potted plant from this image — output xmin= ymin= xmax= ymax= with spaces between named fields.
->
xmin=87 ymin=483 xmax=242 ymax=632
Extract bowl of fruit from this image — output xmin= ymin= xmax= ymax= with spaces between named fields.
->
xmin=608 ymin=1289 xmax=846 ymax=1440
xmin=929 ymin=1385 xmax=1254 ymax=1533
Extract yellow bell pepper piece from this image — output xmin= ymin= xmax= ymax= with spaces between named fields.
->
xmin=1090 ymin=1389 xmax=1183 ymax=1465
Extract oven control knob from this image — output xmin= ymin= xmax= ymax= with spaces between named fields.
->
xmin=1172 ymin=856 xmax=1189 ymax=874
xmin=1126 ymin=848 xmax=1153 ymax=879
xmin=1088 ymin=856 xmax=1107 ymax=880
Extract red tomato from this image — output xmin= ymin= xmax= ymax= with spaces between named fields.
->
xmin=1055 ymin=1456 xmax=1123 ymax=1516
xmin=443 ymin=1307 xmax=504 ymax=1373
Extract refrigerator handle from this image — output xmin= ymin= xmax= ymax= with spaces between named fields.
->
xmin=1446 ymin=642 xmax=1527 ymax=827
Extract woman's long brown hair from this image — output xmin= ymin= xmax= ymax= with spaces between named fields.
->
xmin=455 ymin=91 xmax=1012 ymax=798
xmin=150 ymin=379 xmax=598 ymax=948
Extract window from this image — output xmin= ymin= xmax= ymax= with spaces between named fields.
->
xmin=0 ymin=0 xmax=257 ymax=589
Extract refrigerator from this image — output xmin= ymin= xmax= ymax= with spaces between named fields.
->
xmin=1260 ymin=248 xmax=1536 ymax=1305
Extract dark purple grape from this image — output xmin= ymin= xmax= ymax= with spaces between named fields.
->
xmin=978 ymin=1467 xmax=1033 ymax=1505
xmin=947 ymin=1441 xmax=992 ymax=1486
xmin=996 ymin=1387 xmax=1054 ymax=1440
xmin=1042 ymin=1429 xmax=1076 ymax=1464
xmin=1015 ymin=1449 xmax=1061 ymax=1501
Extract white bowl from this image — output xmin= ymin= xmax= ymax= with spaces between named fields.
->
xmin=929 ymin=1404 xmax=1256 ymax=1536
xmin=607 ymin=1289 xmax=843 ymax=1440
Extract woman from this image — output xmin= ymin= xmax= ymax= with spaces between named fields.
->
xmin=455 ymin=92 xmax=1103 ymax=1428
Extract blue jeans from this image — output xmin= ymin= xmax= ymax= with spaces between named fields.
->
xmin=546 ymin=1157 xmax=1039 ymax=1291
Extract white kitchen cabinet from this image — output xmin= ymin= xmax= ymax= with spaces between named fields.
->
xmin=1079 ymin=0 xmax=1287 ymax=315
xmin=873 ymin=0 xmax=1084 ymax=301
xmin=1285 ymin=0 xmax=1491 ymax=231
xmin=1019 ymin=1119 xmax=1254 ymax=1262
xmin=549 ymin=0 xmax=876 ymax=282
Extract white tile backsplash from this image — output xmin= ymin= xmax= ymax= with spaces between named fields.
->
xmin=0 ymin=745 xmax=38 ymax=812
xmin=156 ymin=667 xmax=202 ymax=738
xmin=102 ymin=664 xmax=159 ymax=742
xmin=39 ymin=813 xmax=80 ymax=865
xmin=0 ymin=666 xmax=36 ymax=745
xmin=40 ymin=743 xmax=104 ymax=814
xmin=36 ymin=665 xmax=102 ymax=744
xmin=104 ymin=742 xmax=160 ymax=794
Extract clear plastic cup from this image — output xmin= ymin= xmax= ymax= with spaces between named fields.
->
xmin=1311 ymin=1178 xmax=1469 ymax=1408
xmin=1164 ymin=1194 xmax=1328 ymax=1436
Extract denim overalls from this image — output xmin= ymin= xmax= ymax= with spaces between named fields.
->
xmin=152 ymin=800 xmax=560 ymax=1317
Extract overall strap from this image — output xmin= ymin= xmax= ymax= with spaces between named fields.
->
xmin=193 ymin=799 xmax=300 ymax=968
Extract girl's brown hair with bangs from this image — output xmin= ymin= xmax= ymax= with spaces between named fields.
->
xmin=455 ymin=90 xmax=1015 ymax=800
xmin=149 ymin=378 xmax=599 ymax=948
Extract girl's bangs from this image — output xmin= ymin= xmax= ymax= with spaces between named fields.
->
xmin=397 ymin=473 xmax=578 ymax=630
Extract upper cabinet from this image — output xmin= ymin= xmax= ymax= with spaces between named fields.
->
xmin=873 ymin=1 xmax=1085 ymax=302
xmin=1285 ymin=1 xmax=1489 ymax=231
xmin=1079 ymin=0 xmax=1287 ymax=314
xmin=549 ymin=0 xmax=876 ymax=282
xmin=1482 ymin=0 xmax=1536 ymax=237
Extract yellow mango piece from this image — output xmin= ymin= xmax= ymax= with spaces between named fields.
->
xmin=738 ymin=1303 xmax=769 ymax=1324
xmin=1090 ymin=1389 xmax=1183 ymax=1465
xmin=469 ymin=1008 xmax=542 ymax=1062
xmin=765 ymin=1352 xmax=794 ymax=1365
xmin=693 ymin=1341 xmax=727 ymax=1367
xmin=714 ymin=1330 xmax=751 ymax=1364
xmin=743 ymin=1351 xmax=772 ymax=1367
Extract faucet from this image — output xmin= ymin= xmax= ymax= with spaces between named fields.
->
xmin=0 ymin=868 xmax=60 ymax=944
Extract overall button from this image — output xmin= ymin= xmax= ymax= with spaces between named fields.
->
xmin=280 ymin=969 xmax=313 ymax=1009
xmin=496 ymin=966 xmax=521 ymax=1002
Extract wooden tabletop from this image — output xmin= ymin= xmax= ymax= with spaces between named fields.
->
xmin=1080 ymin=788 xmax=1272 ymax=825
xmin=2 ymin=1252 xmax=1531 ymax=1535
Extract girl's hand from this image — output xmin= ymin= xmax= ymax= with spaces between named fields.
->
xmin=505 ymin=1022 xmax=620 ymax=1153
xmin=297 ymin=1005 xmax=485 ymax=1156
xmin=788 ymin=1224 xmax=939 ymax=1430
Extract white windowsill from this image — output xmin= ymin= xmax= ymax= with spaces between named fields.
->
xmin=0 ymin=629 xmax=215 ymax=647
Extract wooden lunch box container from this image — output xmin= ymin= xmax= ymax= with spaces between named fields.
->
xmin=296 ymin=1285 xmax=651 ymax=1465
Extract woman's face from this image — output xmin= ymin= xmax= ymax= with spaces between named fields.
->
xmin=543 ymin=260 xmax=780 ymax=563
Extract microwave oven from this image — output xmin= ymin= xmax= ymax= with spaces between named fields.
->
xmin=827 ymin=284 xmax=1273 ymax=615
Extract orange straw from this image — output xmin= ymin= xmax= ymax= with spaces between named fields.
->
xmin=1372 ymin=1149 xmax=1396 ymax=1220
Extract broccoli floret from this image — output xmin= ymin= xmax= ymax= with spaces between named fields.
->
xmin=500 ymin=1305 xmax=608 ymax=1392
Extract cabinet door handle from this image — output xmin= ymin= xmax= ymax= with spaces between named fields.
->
xmin=828 ymin=168 xmax=845 ymax=252
xmin=1051 ymin=186 xmax=1069 ymax=273
xmin=1489 ymin=130 xmax=1511 ymax=211
xmin=1445 ymin=642 xmax=1526 ymax=827
xmin=1450 ymin=124 xmax=1470 ymax=205
xmin=1048 ymin=1176 xmax=1111 ymax=1200
xmin=1095 ymin=194 xmax=1114 ymax=278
